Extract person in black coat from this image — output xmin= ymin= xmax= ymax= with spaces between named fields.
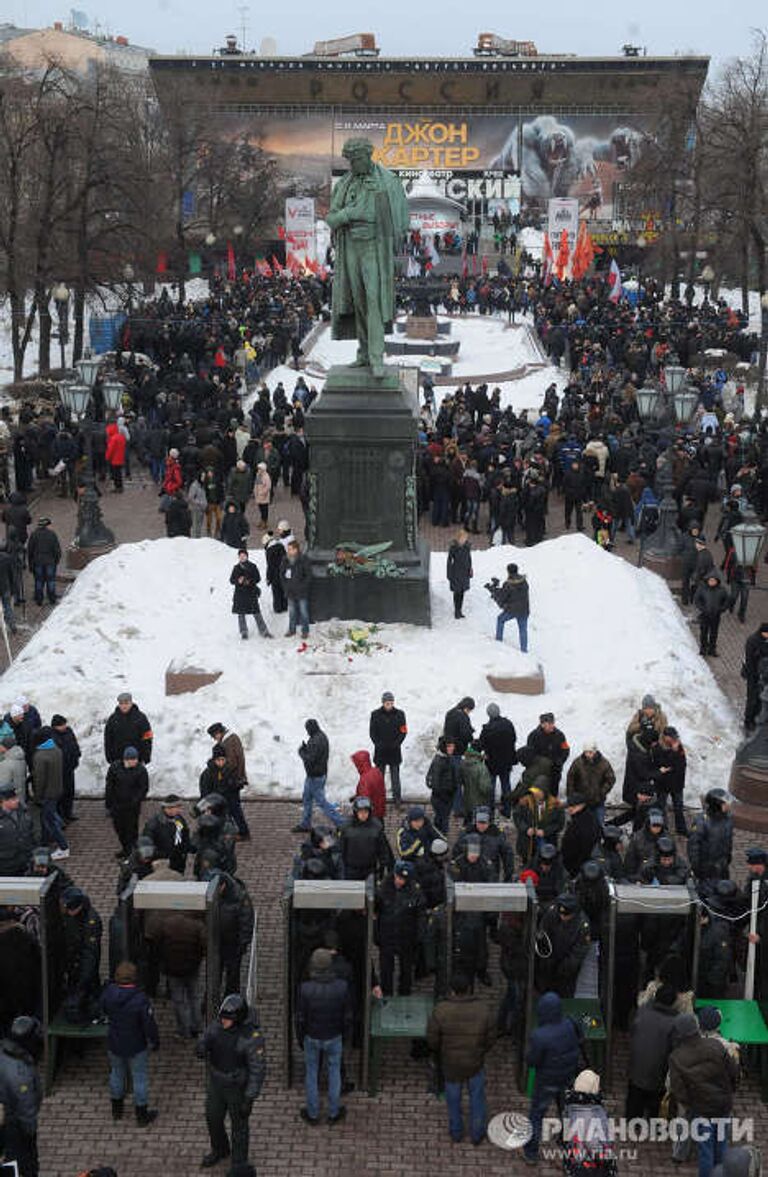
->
xmin=743 ymin=621 xmax=768 ymax=731
xmin=693 ymin=572 xmax=730 ymax=657
xmin=280 ymin=540 xmax=312 ymax=639
xmin=295 ymin=947 xmax=352 ymax=1125
xmin=446 ymin=530 xmax=472 ymax=619
xmin=104 ymin=693 xmax=153 ymax=765
xmin=165 ymin=491 xmax=192 ymax=538
xmin=264 ymin=530 xmax=288 ymax=613
xmin=369 ymin=692 xmax=407 ymax=806
xmin=651 ymin=726 xmax=688 ymax=836
xmin=520 ymin=713 xmax=570 ymax=797
xmin=142 ymin=795 xmax=191 ymax=874
xmin=560 ymin=795 xmax=602 ymax=877
xmin=219 ymin=500 xmax=250 ymax=549
xmin=563 ymin=460 xmax=588 ymax=531
xmin=374 ymin=862 xmax=426 ymax=996
xmin=478 ymin=703 xmax=517 ymax=818
xmin=26 ymin=517 xmax=62 ymax=606
xmin=229 ymin=549 xmax=271 ymax=640
xmin=105 ymin=748 xmax=150 ymax=859
xmin=443 ymin=698 xmax=475 ymax=756
xmin=339 ymin=797 xmax=393 ymax=880
xmin=200 ymin=745 xmax=250 ymax=841
xmin=51 ymin=714 xmax=81 ymax=824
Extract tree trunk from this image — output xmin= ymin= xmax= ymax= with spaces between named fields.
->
xmin=37 ymin=283 xmax=51 ymax=376
xmin=73 ymin=283 xmax=85 ymax=364
xmin=741 ymin=234 xmax=750 ymax=314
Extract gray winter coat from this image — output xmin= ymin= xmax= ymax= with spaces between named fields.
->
xmin=628 ymin=998 xmax=678 ymax=1091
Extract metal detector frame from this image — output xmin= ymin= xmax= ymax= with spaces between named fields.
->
xmin=0 ymin=875 xmax=58 ymax=1089
xmin=445 ymin=878 xmax=537 ymax=1090
xmin=120 ymin=877 xmax=222 ymax=1021
xmin=605 ymin=881 xmax=701 ymax=1084
xmin=282 ymin=877 xmax=374 ymax=1090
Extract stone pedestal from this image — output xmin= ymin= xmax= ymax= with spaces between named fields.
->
xmin=305 ymin=366 xmax=431 ymax=626
xmin=67 ymin=543 xmax=116 ymax=571
xmin=405 ymin=316 xmax=437 ymax=341
xmin=640 ymin=551 xmax=683 ymax=582
xmin=729 ymin=733 xmax=768 ymax=832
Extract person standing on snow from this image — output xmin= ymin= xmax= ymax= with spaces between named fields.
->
xmin=369 ymin=691 xmax=407 ymax=808
xmin=229 ymin=548 xmax=272 ymax=640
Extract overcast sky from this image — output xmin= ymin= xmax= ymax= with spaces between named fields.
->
xmin=7 ymin=0 xmax=766 ymax=75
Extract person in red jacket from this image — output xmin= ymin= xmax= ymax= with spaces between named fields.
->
xmin=162 ymin=450 xmax=183 ymax=496
xmin=105 ymin=422 xmax=127 ymax=492
xmin=351 ymin=749 xmax=386 ymax=819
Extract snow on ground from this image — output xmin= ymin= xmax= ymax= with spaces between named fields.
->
xmin=0 ymin=534 xmax=736 ymax=808
xmin=283 ymin=316 xmax=566 ymax=418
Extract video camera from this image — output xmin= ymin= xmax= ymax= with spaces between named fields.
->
xmin=484 ymin=576 xmax=500 ymax=595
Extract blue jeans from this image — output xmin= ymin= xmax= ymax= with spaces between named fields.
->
xmin=41 ymin=798 xmax=68 ymax=850
xmin=301 ymin=775 xmax=342 ymax=829
xmin=444 ymin=1069 xmax=487 ymax=1144
xmin=0 ymin=591 xmax=15 ymax=630
xmin=109 ymin=1049 xmax=149 ymax=1106
xmin=495 ymin=612 xmax=528 ymax=651
xmin=149 ymin=456 xmax=164 ymax=483
xmin=697 ymin=1119 xmax=728 ymax=1177
xmin=287 ymin=598 xmax=310 ymax=637
xmin=524 ymin=1083 xmax=564 ymax=1160
xmin=33 ymin=563 xmax=57 ymax=605
xmin=303 ymin=1034 xmax=342 ymax=1121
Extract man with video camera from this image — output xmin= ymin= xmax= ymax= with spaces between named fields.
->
xmin=486 ymin=563 xmax=530 ymax=652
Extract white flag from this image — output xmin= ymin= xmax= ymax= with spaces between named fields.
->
xmin=608 ymin=258 xmax=623 ymax=304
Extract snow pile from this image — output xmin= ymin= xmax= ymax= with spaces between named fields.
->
xmin=264 ymin=318 xmax=567 ymax=418
xmin=0 ymin=534 xmax=737 ymax=806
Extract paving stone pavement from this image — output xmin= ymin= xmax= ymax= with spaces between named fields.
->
xmin=9 ymin=468 xmax=766 ymax=1175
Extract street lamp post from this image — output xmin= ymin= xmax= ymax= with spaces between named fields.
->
xmin=637 ymin=383 xmax=696 ymax=578
xmin=62 ymin=359 xmax=116 ymax=562
xmin=51 ymin=282 xmax=70 ymax=370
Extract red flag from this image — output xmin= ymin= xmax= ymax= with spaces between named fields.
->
xmin=271 ymin=255 xmax=284 ymax=274
xmin=481 ymin=255 xmax=489 ymax=275
xmin=226 ymin=241 xmax=236 ymax=281
xmin=155 ymin=251 xmax=168 ymax=274
xmin=277 ymin=224 xmax=286 ymax=240
xmin=461 ymin=247 xmax=468 ymax=278
xmin=554 ymin=229 xmax=569 ymax=281
xmin=571 ymin=223 xmax=589 ymax=281
xmin=262 ymin=260 xmax=272 ymax=278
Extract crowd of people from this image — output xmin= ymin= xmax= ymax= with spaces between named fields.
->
xmin=0 ymin=666 xmax=764 ymax=1173
xmin=0 ymin=262 xmax=765 ymax=1174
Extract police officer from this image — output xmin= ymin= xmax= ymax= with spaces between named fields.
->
xmin=0 ymin=782 xmax=35 ymax=876
xmin=592 ymin=825 xmax=626 ymax=880
xmin=743 ymin=622 xmax=768 ymax=731
xmin=449 ymin=834 xmax=494 ymax=987
xmin=452 ymin=806 xmax=515 ymax=881
xmin=116 ymin=835 xmax=156 ymax=897
xmin=59 ymin=886 xmax=102 ymax=1024
xmin=698 ymin=891 xmax=736 ymax=999
xmin=395 ymin=805 xmax=442 ymax=883
xmin=531 ymin=842 xmax=567 ymax=906
xmin=193 ymin=795 xmax=238 ymax=879
xmin=292 ymin=826 xmax=343 ymax=880
xmin=142 ymin=794 xmax=192 ymax=875
xmin=688 ymin=788 xmax=733 ymax=882
xmin=197 ymin=994 xmax=266 ymax=1171
xmin=374 ymin=861 xmax=426 ymax=997
xmin=339 ymin=795 xmax=392 ymax=882
xmin=534 ymin=894 xmax=591 ymax=997
xmin=624 ymin=809 xmax=667 ymax=881
xmin=0 ymin=1015 xmax=42 ymax=1177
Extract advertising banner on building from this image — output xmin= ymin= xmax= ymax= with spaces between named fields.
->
xmin=519 ymin=115 xmax=651 ymax=220
xmin=225 ymin=110 xmax=650 ymax=225
xmin=284 ymin=196 xmax=316 ymax=263
xmin=547 ymin=198 xmax=580 ymax=248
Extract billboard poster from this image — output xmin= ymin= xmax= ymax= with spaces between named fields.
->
xmin=284 ymin=196 xmax=316 ymax=263
xmin=518 ymin=115 xmax=651 ymax=220
xmin=547 ymin=198 xmax=580 ymax=248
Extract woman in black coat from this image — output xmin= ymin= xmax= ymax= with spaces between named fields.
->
xmin=166 ymin=492 xmax=192 ymax=538
xmin=230 ymin=549 xmax=271 ymax=639
xmin=446 ymin=529 xmax=473 ymax=619
xmin=220 ymin=500 xmax=250 ymax=548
